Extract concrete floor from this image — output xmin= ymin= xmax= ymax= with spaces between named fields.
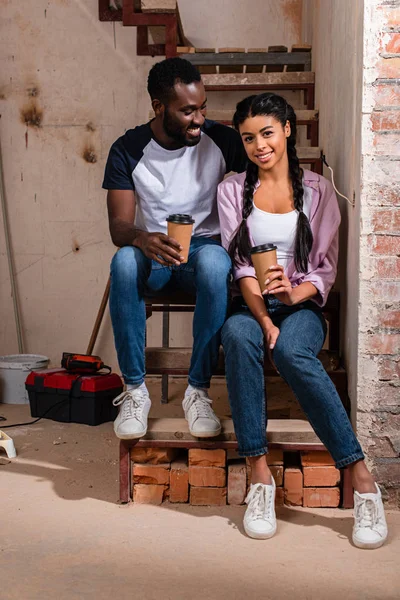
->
xmin=1 ymin=382 xmax=399 ymax=600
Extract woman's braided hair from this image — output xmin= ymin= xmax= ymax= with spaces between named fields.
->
xmin=228 ymin=93 xmax=313 ymax=273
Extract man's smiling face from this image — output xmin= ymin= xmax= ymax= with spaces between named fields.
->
xmin=161 ymin=80 xmax=207 ymax=147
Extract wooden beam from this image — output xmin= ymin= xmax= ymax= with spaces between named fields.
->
xmin=140 ymin=0 xmax=176 ymax=12
xmin=132 ymin=418 xmax=322 ymax=444
xmin=202 ymin=72 xmax=314 ymax=86
xmin=180 ymin=52 xmax=312 ymax=67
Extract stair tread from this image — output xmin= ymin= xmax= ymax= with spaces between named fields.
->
xmin=139 ymin=417 xmax=321 ymax=443
xmin=203 ymin=72 xmax=315 ymax=86
xmin=149 ymin=109 xmax=318 ymax=121
xmin=145 ymin=347 xmax=342 ymax=373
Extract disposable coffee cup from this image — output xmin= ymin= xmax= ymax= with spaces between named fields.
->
xmin=250 ymin=243 xmax=278 ymax=293
xmin=166 ymin=214 xmax=195 ymax=264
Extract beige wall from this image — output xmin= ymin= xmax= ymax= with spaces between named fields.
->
xmin=303 ymin=0 xmax=364 ymax=419
xmin=0 ymin=0 xmax=302 ymax=371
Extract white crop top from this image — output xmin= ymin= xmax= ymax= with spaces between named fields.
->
xmin=247 ymin=191 xmax=312 ymax=271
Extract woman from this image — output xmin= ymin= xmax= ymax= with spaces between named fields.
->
xmin=217 ymin=93 xmax=387 ymax=549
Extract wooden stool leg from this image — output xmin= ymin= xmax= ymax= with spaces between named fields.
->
xmin=119 ymin=441 xmax=131 ymax=504
xmin=341 ymin=466 xmax=354 ymax=508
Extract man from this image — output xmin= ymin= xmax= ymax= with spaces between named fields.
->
xmin=103 ymin=57 xmax=246 ymax=440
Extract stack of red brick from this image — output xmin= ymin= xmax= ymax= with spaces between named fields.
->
xmin=131 ymin=447 xmax=341 ymax=507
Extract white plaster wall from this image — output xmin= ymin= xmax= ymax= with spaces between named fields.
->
xmin=0 ymin=0 xmax=302 ymax=373
xmin=303 ymin=0 xmax=364 ymax=421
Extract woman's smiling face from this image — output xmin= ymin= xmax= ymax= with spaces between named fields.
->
xmin=238 ymin=114 xmax=291 ymax=171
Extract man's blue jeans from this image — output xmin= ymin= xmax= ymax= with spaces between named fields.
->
xmin=109 ymin=236 xmax=231 ymax=388
xmin=221 ymin=296 xmax=364 ymax=469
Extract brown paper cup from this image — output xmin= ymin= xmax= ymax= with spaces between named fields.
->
xmin=167 ymin=215 xmax=194 ymax=263
xmin=251 ymin=244 xmax=278 ymax=293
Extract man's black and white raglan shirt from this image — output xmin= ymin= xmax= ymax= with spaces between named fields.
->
xmin=102 ymin=119 xmax=247 ymax=237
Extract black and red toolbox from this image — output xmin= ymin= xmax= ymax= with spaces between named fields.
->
xmin=25 ymin=368 xmax=123 ymax=426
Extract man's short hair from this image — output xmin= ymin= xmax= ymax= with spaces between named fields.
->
xmin=147 ymin=57 xmax=201 ymax=103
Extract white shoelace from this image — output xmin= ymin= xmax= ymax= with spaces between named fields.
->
xmin=355 ymin=498 xmax=378 ymax=530
xmin=112 ymin=390 xmax=147 ymax=421
xmin=184 ymin=391 xmax=216 ymax=420
xmin=245 ymin=483 xmax=273 ymax=521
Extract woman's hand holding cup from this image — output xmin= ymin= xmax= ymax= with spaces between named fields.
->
xmin=264 ymin=265 xmax=294 ymax=305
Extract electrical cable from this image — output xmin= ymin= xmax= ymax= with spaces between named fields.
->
xmin=321 ymin=153 xmax=355 ymax=207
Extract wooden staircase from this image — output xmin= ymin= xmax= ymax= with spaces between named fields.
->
xmin=97 ymin=3 xmax=353 ymax=508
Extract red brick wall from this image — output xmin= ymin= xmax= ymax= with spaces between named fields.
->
xmin=358 ymin=0 xmax=400 ymax=507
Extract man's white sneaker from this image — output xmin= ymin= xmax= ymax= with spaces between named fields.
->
xmin=244 ymin=479 xmax=277 ymax=540
xmin=112 ymin=389 xmax=151 ymax=440
xmin=352 ymin=483 xmax=388 ymax=549
xmin=182 ymin=389 xmax=221 ymax=438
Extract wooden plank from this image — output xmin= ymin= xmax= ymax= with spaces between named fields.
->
xmin=202 ymin=72 xmax=315 ymax=87
xmin=194 ymin=47 xmax=217 ymax=74
xmin=181 ymin=52 xmax=312 ymax=68
xmin=204 ymin=109 xmax=318 ymax=123
xmin=266 ymin=45 xmax=288 ymax=73
xmin=140 ymin=0 xmax=177 ymax=13
xmin=287 ymin=44 xmax=312 ymax=72
xmin=139 ymin=418 xmax=321 ymax=444
xmin=298 ymin=146 xmax=321 ymax=159
xmin=145 ymin=347 xmax=340 ymax=373
xmin=246 ymin=47 xmax=269 ymax=74
xmin=177 ymin=46 xmax=195 ymax=53
xmin=218 ymin=47 xmax=246 ymax=74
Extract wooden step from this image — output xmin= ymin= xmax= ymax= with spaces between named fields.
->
xmin=145 ymin=347 xmax=340 ymax=374
xmin=202 ymin=72 xmax=314 ymax=88
xmin=138 ymin=417 xmax=322 ymax=444
xmin=181 ymin=50 xmax=312 ymax=71
xmin=140 ymin=0 xmax=176 ymax=13
xmin=148 ymin=109 xmax=318 ymax=123
xmin=204 ymin=109 xmax=319 ymax=124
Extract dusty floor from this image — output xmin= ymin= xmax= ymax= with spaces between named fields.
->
xmin=1 ymin=380 xmax=399 ymax=600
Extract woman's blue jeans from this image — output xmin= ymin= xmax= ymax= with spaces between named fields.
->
xmin=109 ymin=237 xmax=231 ymax=388
xmin=221 ymin=296 xmax=364 ymax=469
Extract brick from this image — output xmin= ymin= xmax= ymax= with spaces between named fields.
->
xmin=169 ymin=460 xmax=189 ymax=503
xmin=366 ymin=184 xmax=400 ymax=206
xmin=369 ymin=234 xmax=400 ymax=256
xmin=130 ymin=447 xmax=177 ymax=464
xmin=275 ymin=487 xmax=284 ymax=506
xmin=380 ymin=310 xmax=400 ymax=329
xmin=365 ymin=333 xmax=400 ymax=355
xmin=377 ymin=57 xmax=400 ymax=79
xmin=374 ymin=84 xmax=400 ymax=110
xmin=190 ymin=486 xmax=227 ymax=506
xmin=371 ymin=111 xmax=400 ymax=132
xmin=367 ymin=281 xmax=400 ymax=303
xmin=284 ymin=468 xmax=303 ymax=506
xmin=270 ymin=465 xmax=284 ymax=487
xmin=377 ymin=357 xmax=400 ymax=381
xmin=371 ymin=208 xmax=400 ymax=234
xmin=189 ymin=465 xmax=226 ymax=487
xmin=303 ymin=466 xmax=340 ymax=487
xmin=374 ymin=257 xmax=400 ymax=279
xmin=133 ymin=484 xmax=167 ymax=504
xmin=372 ymin=459 xmax=400 ymax=487
xmin=303 ymin=487 xmax=340 ymax=508
xmin=133 ymin=464 xmax=170 ymax=485
xmin=188 ymin=449 xmax=226 ymax=467
xmin=383 ymin=33 xmax=400 ymax=55
xmin=301 ymin=451 xmax=335 ymax=467
xmin=367 ymin=436 xmax=399 ymax=459
xmin=266 ymin=449 xmax=284 ymax=465
xmin=227 ymin=462 xmax=247 ymax=505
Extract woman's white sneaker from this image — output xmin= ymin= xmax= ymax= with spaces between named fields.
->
xmin=352 ymin=483 xmax=388 ymax=549
xmin=112 ymin=389 xmax=151 ymax=439
xmin=244 ymin=479 xmax=277 ymax=540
